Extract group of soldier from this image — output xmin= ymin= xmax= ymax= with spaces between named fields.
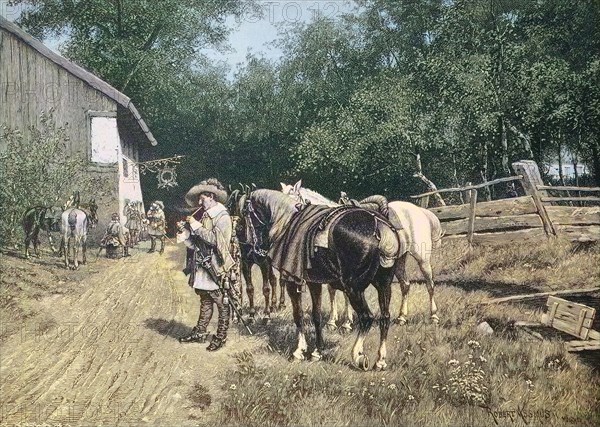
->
xmin=99 ymin=178 xmax=234 ymax=352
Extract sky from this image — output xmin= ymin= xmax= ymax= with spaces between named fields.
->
xmin=1 ymin=0 xmax=356 ymax=75
xmin=213 ymin=1 xmax=355 ymax=66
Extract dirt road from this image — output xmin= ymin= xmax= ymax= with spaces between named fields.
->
xmin=0 ymin=243 xmax=266 ymax=426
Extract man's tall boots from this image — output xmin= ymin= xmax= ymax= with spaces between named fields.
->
xmin=148 ymin=238 xmax=156 ymax=253
xmin=207 ymin=302 xmax=229 ymax=351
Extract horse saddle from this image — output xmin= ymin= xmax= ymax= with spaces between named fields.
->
xmin=313 ymin=205 xmax=359 ymax=248
xmin=339 ymin=194 xmax=404 ymax=232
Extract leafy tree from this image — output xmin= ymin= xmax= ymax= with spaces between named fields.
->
xmin=0 ymin=112 xmax=110 ymax=246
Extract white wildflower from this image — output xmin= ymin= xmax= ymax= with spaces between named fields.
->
xmin=468 ymin=340 xmax=481 ymax=349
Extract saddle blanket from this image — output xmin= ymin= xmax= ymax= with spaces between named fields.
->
xmin=269 ymin=204 xmax=363 ymax=283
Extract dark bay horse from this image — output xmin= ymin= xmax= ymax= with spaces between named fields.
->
xmin=227 ymin=188 xmax=285 ymax=322
xmin=22 ymin=206 xmax=63 ymax=258
xmin=244 ymin=189 xmax=400 ymax=370
xmin=61 ymin=199 xmax=98 ymax=269
xmin=282 ymin=181 xmax=444 ymax=325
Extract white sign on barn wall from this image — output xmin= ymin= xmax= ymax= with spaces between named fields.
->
xmin=90 ymin=116 xmax=119 ymax=163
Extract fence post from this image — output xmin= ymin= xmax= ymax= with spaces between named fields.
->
xmin=467 ymin=188 xmax=478 ymax=246
xmin=464 ymin=182 xmax=472 ymax=204
xmin=512 ymin=160 xmax=556 ymax=236
xmin=420 ymin=195 xmax=430 ymax=208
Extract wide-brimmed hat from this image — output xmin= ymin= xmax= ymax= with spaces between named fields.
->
xmin=152 ymin=201 xmax=164 ymax=210
xmin=185 ymin=179 xmax=228 ymax=206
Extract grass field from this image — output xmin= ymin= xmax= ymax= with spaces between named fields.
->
xmin=2 ymin=238 xmax=599 ymax=426
xmin=197 ymin=238 xmax=600 ymax=426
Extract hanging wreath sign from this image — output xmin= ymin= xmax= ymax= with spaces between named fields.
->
xmin=137 ymin=155 xmax=185 ymax=190
xmin=158 ymin=167 xmax=178 ymax=188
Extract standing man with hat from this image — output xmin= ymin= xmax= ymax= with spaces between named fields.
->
xmin=178 ymin=178 xmax=234 ymax=351
xmin=146 ymin=200 xmax=166 ymax=254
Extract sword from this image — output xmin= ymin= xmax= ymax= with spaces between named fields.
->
xmin=226 ymin=287 xmax=253 ymax=335
xmin=200 ymin=257 xmax=253 ymax=335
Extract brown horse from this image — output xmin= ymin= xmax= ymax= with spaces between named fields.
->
xmin=227 ymin=187 xmax=285 ymax=322
xmin=22 ymin=206 xmax=63 ymax=259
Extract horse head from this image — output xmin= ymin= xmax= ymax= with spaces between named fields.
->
xmin=280 ymin=180 xmax=310 ymax=205
xmin=243 ymin=191 xmax=278 ymax=259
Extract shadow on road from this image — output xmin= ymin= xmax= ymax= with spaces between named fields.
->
xmin=144 ymin=318 xmax=189 ymax=341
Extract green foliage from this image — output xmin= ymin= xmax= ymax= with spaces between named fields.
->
xmin=10 ymin=0 xmax=600 ymax=201
xmin=0 ymin=112 xmax=107 ymax=246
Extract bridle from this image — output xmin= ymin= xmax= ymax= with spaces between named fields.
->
xmin=243 ymin=198 xmax=269 ymax=258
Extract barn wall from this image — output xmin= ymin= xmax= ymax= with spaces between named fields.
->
xmin=0 ymin=27 xmax=147 ymax=246
xmin=0 ymin=28 xmax=116 ymax=156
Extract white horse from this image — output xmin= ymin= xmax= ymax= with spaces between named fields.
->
xmin=281 ymin=180 xmax=443 ymax=326
xmin=61 ymin=200 xmax=98 ymax=270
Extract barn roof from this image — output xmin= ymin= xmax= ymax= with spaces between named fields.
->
xmin=0 ymin=16 xmax=158 ymax=146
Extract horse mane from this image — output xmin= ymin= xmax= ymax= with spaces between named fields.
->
xmin=251 ymin=189 xmax=297 ymax=243
xmin=298 ymin=187 xmax=338 ymax=207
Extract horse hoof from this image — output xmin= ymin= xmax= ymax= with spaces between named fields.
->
xmin=340 ymin=322 xmax=353 ymax=334
xmin=262 ymin=316 xmax=271 ymax=325
xmin=310 ymin=350 xmax=322 ymax=361
xmin=247 ymin=316 xmax=255 ymax=324
xmin=325 ymin=322 xmax=337 ymax=331
xmin=278 ymin=304 xmax=286 ymax=311
xmin=431 ymin=315 xmax=440 ymax=325
xmin=375 ymin=361 xmax=387 ymax=371
xmin=292 ymin=349 xmax=305 ymax=361
xmin=394 ymin=317 xmax=407 ymax=326
xmin=356 ymin=355 xmax=370 ymax=371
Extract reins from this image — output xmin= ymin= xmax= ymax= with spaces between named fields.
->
xmin=244 ymin=199 xmax=269 ymax=258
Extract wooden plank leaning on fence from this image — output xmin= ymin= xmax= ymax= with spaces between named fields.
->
xmin=478 ymin=287 xmax=600 ymax=305
xmin=511 ymin=160 xmax=557 ymax=237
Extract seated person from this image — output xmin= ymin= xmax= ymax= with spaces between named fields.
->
xmin=100 ymin=213 xmax=130 ymax=258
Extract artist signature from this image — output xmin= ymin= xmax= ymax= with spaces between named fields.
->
xmin=485 ymin=406 xmax=552 ymax=425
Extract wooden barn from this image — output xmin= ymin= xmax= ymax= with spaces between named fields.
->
xmin=0 ymin=16 xmax=158 ymax=241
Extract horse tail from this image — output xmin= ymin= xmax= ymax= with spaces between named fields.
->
xmin=68 ymin=210 xmax=78 ymax=230
xmin=425 ymin=210 xmax=444 ymax=249
xmin=376 ymin=217 xmax=399 ymax=268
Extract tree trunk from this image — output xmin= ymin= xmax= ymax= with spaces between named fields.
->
xmin=506 ymin=119 xmax=535 ymax=160
xmin=413 ymin=153 xmax=446 ymax=206
xmin=557 ymin=135 xmax=565 ymax=186
xmin=500 ymin=117 xmax=509 ymax=175
xmin=452 ymin=153 xmax=464 ymax=204
xmin=480 ymin=141 xmax=492 ymax=201
xmin=592 ymin=142 xmax=600 ymax=187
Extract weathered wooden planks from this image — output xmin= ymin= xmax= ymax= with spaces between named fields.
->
xmin=556 ymin=225 xmax=600 ymax=242
xmin=444 ymin=227 xmax=548 ymax=245
xmin=541 ymin=296 xmax=597 ymax=340
xmin=442 ymin=213 xmax=543 ymax=235
xmin=547 ymin=206 xmax=600 ymax=225
xmin=478 ymin=287 xmax=600 ymax=305
xmin=565 ymin=340 xmax=600 ymax=352
xmin=430 ymin=196 xmax=537 ymax=221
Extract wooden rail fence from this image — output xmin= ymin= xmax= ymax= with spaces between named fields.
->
xmin=411 ymin=160 xmax=600 ymax=245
